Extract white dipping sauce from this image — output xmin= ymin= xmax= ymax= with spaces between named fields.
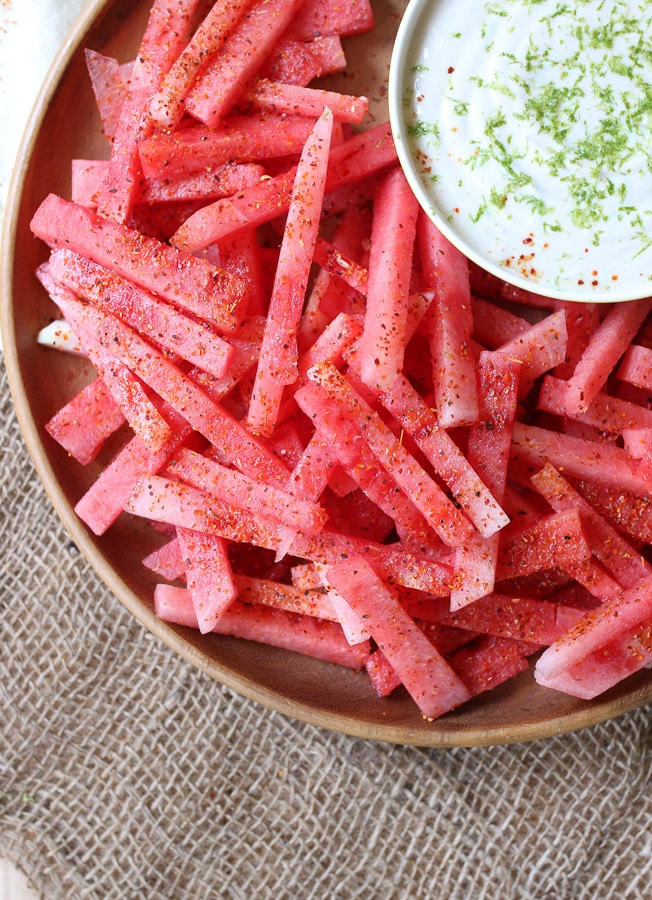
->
xmin=390 ymin=0 xmax=652 ymax=301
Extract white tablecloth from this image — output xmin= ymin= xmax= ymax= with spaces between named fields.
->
xmin=1 ymin=0 xmax=89 ymax=355
xmin=1 ymin=0 xmax=88 ymax=216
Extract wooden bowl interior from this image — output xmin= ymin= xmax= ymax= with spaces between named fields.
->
xmin=3 ymin=0 xmax=652 ymax=747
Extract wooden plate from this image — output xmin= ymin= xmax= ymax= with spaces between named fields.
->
xmin=3 ymin=0 xmax=652 ymax=747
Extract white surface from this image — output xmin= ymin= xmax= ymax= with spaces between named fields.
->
xmin=390 ymin=0 xmax=652 ymax=302
xmin=0 ymin=858 xmax=39 ymax=900
xmin=0 ymin=0 xmax=88 ymax=219
xmin=0 ymin=0 xmax=89 ymax=353
xmin=0 ymin=3 xmax=90 ymax=889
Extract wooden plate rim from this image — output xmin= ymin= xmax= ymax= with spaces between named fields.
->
xmin=2 ymin=0 xmax=651 ymax=748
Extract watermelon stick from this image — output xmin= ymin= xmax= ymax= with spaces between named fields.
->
xmin=84 ymin=50 xmax=128 ymax=142
xmin=312 ymin=237 xmax=369 ymax=295
xmin=50 ymin=296 xmax=285 ymax=490
xmin=142 ymin=536 xmax=186 ymax=582
xmin=535 ymin=572 xmax=652 ymax=682
xmin=400 ymin=590 xmax=585 ymax=646
xmin=48 ymin=249 xmax=234 ymax=379
xmin=306 ymin=361 xmax=475 ymax=547
xmin=170 ymin=121 xmax=398 ymax=250
xmin=287 ymin=432 xmax=340 ymax=502
xmin=184 ymin=0 xmax=307 ymax=128
xmin=138 ymin=115 xmax=322 ymax=180
xmin=234 ymin=574 xmax=337 ymax=621
xmin=619 ymin=342 xmax=652 ymax=389
xmin=511 ymin=421 xmax=652 ymax=499
xmin=91 ymin=311 xmax=291 ymax=489
xmin=494 ymin=309 xmax=568 ymax=399
xmin=448 ymin=636 xmax=533 ymax=699
xmin=261 ymin=35 xmax=347 ymax=86
xmin=247 ymin=107 xmax=334 ymax=436
xmin=530 ymin=463 xmax=652 ymax=589
xmin=369 ymin=369 xmax=509 ymax=538
xmin=243 ymin=78 xmax=369 ymax=124
xmin=75 ymin=417 xmax=193 ymax=536
xmin=176 ymin=527 xmax=238 ymax=633
xmin=325 ymin=556 xmax=472 ymax=719
xmin=284 ymin=0 xmax=374 ymax=40
xmin=45 ymin=378 xmax=125 ymax=465
xmin=535 ymin=618 xmax=652 ymax=700
xmin=73 ymin=328 xmax=262 ymax=536
xmin=149 ymin=0 xmax=256 ymax=129
xmin=538 ymin=374 xmax=652 ymax=434
xmin=495 ymin=508 xmax=591 ymax=581
xmin=46 ymin=288 xmax=174 ymax=453
xmin=418 ymin=214 xmax=479 ymax=428
xmin=355 ymin=167 xmax=419 ymax=392
xmin=97 ymin=0 xmax=201 ymax=223
xmin=294 ymin=381 xmax=445 ymax=550
xmin=30 ymin=195 xmax=247 ymax=332
xmin=563 ymin=298 xmax=652 ymax=413
xmin=154 ymin=585 xmax=371 ymax=670
xmin=126 ymin=474 xmax=456 ymax=595
xmin=166 ymin=447 xmax=328 ymax=534
xmin=450 ymin=352 xmax=520 ymax=609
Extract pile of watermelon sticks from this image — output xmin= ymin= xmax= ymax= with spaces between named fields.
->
xmin=30 ymin=0 xmax=652 ymax=720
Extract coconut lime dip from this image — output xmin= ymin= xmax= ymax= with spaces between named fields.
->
xmin=390 ymin=0 xmax=652 ymax=301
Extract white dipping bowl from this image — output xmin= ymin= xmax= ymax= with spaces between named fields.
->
xmin=389 ymin=0 xmax=652 ymax=303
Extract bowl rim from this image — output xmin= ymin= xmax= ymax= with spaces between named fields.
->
xmin=3 ymin=0 xmax=652 ymax=749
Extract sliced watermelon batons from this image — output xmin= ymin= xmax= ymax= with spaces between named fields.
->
xmin=89 ymin=311 xmax=292 ymax=489
xmin=535 ymin=572 xmax=652 ymax=681
xmin=260 ymin=35 xmax=347 ymax=85
xmin=154 ymin=584 xmax=370 ymax=669
xmin=449 ymin=636 xmax=533 ymax=699
xmin=75 ymin=426 xmax=192 ymax=536
xmin=184 ymin=0 xmax=308 ymax=128
xmin=563 ymin=298 xmax=652 ymax=413
xmin=170 ymin=121 xmax=398 ymax=250
xmin=470 ymin=295 xmax=530 ymax=349
xmin=355 ymin=168 xmax=419 ymax=392
xmin=510 ymin=422 xmax=652 ymax=499
xmin=294 ymin=381 xmax=444 ymax=551
xmin=126 ymin=474 xmax=457 ymax=595
xmin=49 ymin=290 xmax=175 ymax=453
xmin=372 ymin=369 xmax=509 ymax=538
xmin=84 ymin=49 xmax=128 ymax=142
xmin=176 ymin=527 xmax=238 ymax=633
xmin=325 ymin=555 xmax=471 ymax=719
xmin=45 ymin=378 xmax=125 ymax=466
xmin=48 ymin=249 xmax=234 ymax=380
xmin=142 ymin=535 xmax=186 ymax=582
xmin=530 ymin=463 xmax=652 ymax=589
xmin=242 ymin=79 xmax=368 ymax=123
xmin=97 ymin=0 xmax=201 ymax=222
xmin=149 ymin=0 xmax=256 ymax=129
xmin=305 ymin=360 xmax=475 ymax=547
xmin=167 ymin=446 xmax=327 ymax=534
xmin=538 ymin=374 xmax=652 ymax=434
xmin=418 ymin=214 xmax=479 ymax=428
xmin=534 ymin=619 xmax=652 ymax=700
xmin=234 ymin=573 xmax=337 ymax=621
xmin=30 ymin=195 xmax=247 ymax=332
xmin=138 ymin=114 xmax=329 ymax=180
xmin=284 ymin=0 xmax=374 ymax=40
xmin=247 ymin=107 xmax=334 ymax=434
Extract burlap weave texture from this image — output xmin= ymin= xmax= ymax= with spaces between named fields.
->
xmin=2 ymin=361 xmax=651 ymax=900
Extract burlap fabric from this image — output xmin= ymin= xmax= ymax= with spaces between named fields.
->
xmin=1 ymin=359 xmax=651 ymax=899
